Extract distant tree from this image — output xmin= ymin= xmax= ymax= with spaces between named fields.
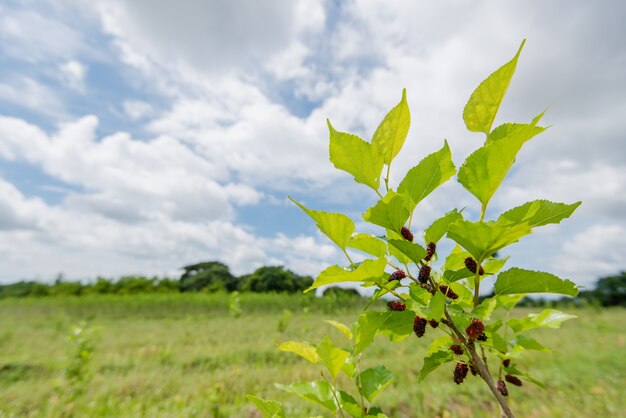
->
xmin=592 ymin=271 xmax=626 ymax=306
xmin=322 ymin=287 xmax=361 ymax=298
xmin=240 ymin=266 xmax=313 ymax=293
xmin=179 ymin=261 xmax=237 ymax=292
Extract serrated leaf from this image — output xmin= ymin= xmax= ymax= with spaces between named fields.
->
xmin=447 ymin=220 xmax=531 ymax=261
xmin=508 ymin=309 xmax=577 ymax=333
xmin=397 ymin=141 xmax=456 ymax=211
xmin=495 ymin=268 xmax=578 ymax=297
xmin=347 ymin=233 xmax=387 ymax=257
xmin=463 ymin=40 xmax=525 ymax=134
xmin=408 ymin=283 xmax=432 ymax=305
xmin=328 ymin=120 xmax=385 ymax=190
xmin=442 ymin=268 xmax=474 ymax=283
xmin=247 ymin=395 xmax=286 ymax=418
xmin=428 ymin=336 xmax=454 ymax=355
xmin=495 ymin=294 xmax=526 ymax=311
xmin=472 ymin=298 xmax=497 ymax=321
xmin=419 ymin=350 xmax=453 ymax=381
xmin=511 ymin=335 xmax=549 ymax=352
xmin=317 ymin=336 xmax=350 ymax=379
xmin=497 ymin=200 xmax=581 ymax=228
xmin=379 ymin=310 xmax=414 ymax=341
xmin=483 ymin=256 xmax=509 ymax=275
xmin=275 ymin=380 xmax=337 ymax=411
xmin=290 ymin=198 xmax=354 ymax=250
xmin=372 ymin=89 xmax=410 ymax=165
xmin=388 ymin=239 xmax=427 ymax=264
xmin=426 ymin=291 xmax=445 ymax=321
xmin=338 ymin=391 xmax=361 ymax=417
xmin=487 ymin=122 xmax=547 ymax=144
xmin=481 ymin=330 xmax=508 ymax=352
xmin=306 ymin=258 xmax=387 ymax=293
xmin=354 ymin=311 xmax=389 ymax=355
xmin=424 ymin=209 xmax=463 ymax=244
xmin=458 ymin=111 xmax=545 ymax=208
xmin=363 ymin=191 xmax=410 ymax=232
xmin=324 ymin=320 xmax=353 ymax=340
xmin=358 ymin=366 xmax=394 ymax=401
xmin=277 ymin=341 xmax=319 ymax=364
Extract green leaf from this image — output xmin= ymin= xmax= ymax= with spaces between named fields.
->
xmin=324 ymin=320 xmax=353 ymax=340
xmin=458 ymin=111 xmax=545 ymax=208
xmin=247 ymin=395 xmax=286 ymax=418
xmin=511 ymin=335 xmax=549 ymax=352
xmin=443 ymin=268 xmax=473 ymax=283
xmin=419 ymin=350 xmax=453 ymax=381
xmin=397 ymin=141 xmax=456 ymax=211
xmin=495 ymin=294 xmax=526 ymax=311
xmin=378 ymin=310 xmax=414 ymax=341
xmin=463 ymin=40 xmax=525 ymax=134
xmin=447 ymin=220 xmax=531 ymax=261
xmin=505 ymin=365 xmax=547 ymax=389
xmin=306 ymin=258 xmax=387 ymax=293
xmin=290 ymin=198 xmax=354 ymax=250
xmin=328 ymin=120 xmax=385 ymax=190
xmin=482 ymin=257 xmax=509 ymax=276
xmin=426 ymin=291 xmax=445 ymax=321
xmin=277 ymin=341 xmax=319 ymax=363
xmin=494 ymin=268 xmax=578 ymax=297
xmin=317 ymin=336 xmax=350 ymax=379
xmin=428 ymin=336 xmax=455 ymax=355
xmin=472 ymin=298 xmax=497 ymax=321
xmin=497 ymin=200 xmax=582 ymax=228
xmin=387 ymin=239 xmax=427 ymax=264
xmin=275 ymin=380 xmax=337 ymax=411
xmin=444 ymin=245 xmax=471 ymax=270
xmin=487 ymin=122 xmax=547 ymax=144
xmin=508 ymin=309 xmax=577 ymax=333
xmin=358 ymin=366 xmax=394 ymax=401
xmin=347 ymin=233 xmax=387 ymax=257
xmin=338 ymin=391 xmax=362 ymax=418
xmin=481 ymin=330 xmax=508 ymax=353
xmin=354 ymin=311 xmax=389 ymax=355
xmin=363 ymin=191 xmax=410 ymax=232
xmin=372 ymin=89 xmax=410 ymax=165
xmin=408 ymin=283 xmax=432 ymax=305
xmin=424 ymin=209 xmax=463 ymax=244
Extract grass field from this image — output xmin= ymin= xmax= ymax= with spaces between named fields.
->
xmin=0 ymin=293 xmax=624 ymax=417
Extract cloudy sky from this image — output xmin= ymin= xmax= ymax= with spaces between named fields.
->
xmin=0 ymin=0 xmax=624 ymax=287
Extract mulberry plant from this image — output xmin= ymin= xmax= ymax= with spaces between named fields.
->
xmin=250 ymin=40 xmax=581 ymax=418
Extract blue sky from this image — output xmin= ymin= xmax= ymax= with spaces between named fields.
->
xmin=0 ymin=0 xmax=624 ymax=288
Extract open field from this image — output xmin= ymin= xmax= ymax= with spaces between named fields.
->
xmin=0 ymin=294 xmax=624 ymax=417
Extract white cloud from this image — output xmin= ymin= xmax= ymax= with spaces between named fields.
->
xmin=59 ymin=60 xmax=87 ymax=93
xmin=0 ymin=76 xmax=67 ymax=118
xmin=123 ymin=100 xmax=153 ymax=120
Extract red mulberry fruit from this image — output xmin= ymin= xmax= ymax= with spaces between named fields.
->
xmin=477 ymin=333 xmax=488 ymax=342
xmin=503 ymin=359 xmax=510 ymax=368
xmin=424 ymin=242 xmax=436 ymax=261
xmin=387 ymin=301 xmax=406 ymax=311
xmin=505 ymin=374 xmax=522 ymax=386
xmin=464 ymin=257 xmax=485 ymax=275
xmin=428 ymin=319 xmax=439 ymax=328
xmin=418 ymin=265 xmax=431 ymax=283
xmin=388 ymin=270 xmax=406 ymax=281
xmin=465 ymin=319 xmax=485 ymax=341
xmin=413 ymin=316 xmax=427 ymax=338
xmin=400 ymin=226 xmax=414 ymax=242
xmin=439 ymin=285 xmax=458 ymax=299
xmin=449 ymin=344 xmax=464 ymax=355
xmin=497 ymin=380 xmax=508 ymax=396
xmin=453 ymin=363 xmax=468 ymax=384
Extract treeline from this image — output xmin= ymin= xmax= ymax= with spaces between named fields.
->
xmin=0 ymin=262 xmax=338 ymax=298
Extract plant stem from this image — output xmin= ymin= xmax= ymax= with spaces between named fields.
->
xmin=342 ymin=249 xmax=356 ymax=268
xmin=384 ymin=164 xmax=391 ymax=192
xmin=321 ymin=372 xmax=346 ymax=418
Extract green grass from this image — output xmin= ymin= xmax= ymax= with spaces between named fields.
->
xmin=0 ymin=294 xmax=624 ymax=417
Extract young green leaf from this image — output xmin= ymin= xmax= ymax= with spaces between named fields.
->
xmin=317 ymin=336 xmax=350 ymax=379
xmin=372 ymin=89 xmax=410 ymax=165
xmin=305 ymin=258 xmax=387 ymax=293
xmin=324 ymin=320 xmax=353 ymax=340
xmin=290 ymin=197 xmax=355 ymax=250
xmin=424 ymin=209 xmax=463 ymax=244
xmin=494 ymin=268 xmax=578 ymax=297
xmin=419 ymin=350 xmax=454 ymax=381
xmin=507 ymin=309 xmax=577 ymax=333
xmin=463 ymin=40 xmax=525 ymax=134
xmin=347 ymin=233 xmax=388 ymax=257
xmin=397 ymin=141 xmax=456 ymax=211
xmin=358 ymin=366 xmax=394 ymax=401
xmin=387 ymin=239 xmax=427 ymax=264
xmin=363 ymin=191 xmax=410 ymax=232
xmin=487 ymin=122 xmax=547 ymax=144
xmin=275 ymin=381 xmax=337 ymax=411
xmin=277 ymin=341 xmax=319 ymax=364
xmin=482 ymin=256 xmax=509 ymax=276
xmin=458 ymin=111 xmax=545 ymax=208
xmin=447 ymin=219 xmax=531 ymax=261
xmin=497 ymin=200 xmax=582 ymax=228
xmin=328 ymin=120 xmax=385 ymax=191
xmin=247 ymin=395 xmax=286 ymax=418
xmin=511 ymin=335 xmax=550 ymax=352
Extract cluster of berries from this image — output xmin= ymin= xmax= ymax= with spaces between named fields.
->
xmin=387 ymin=301 xmax=406 ymax=311
xmin=418 ymin=265 xmax=431 ymax=283
xmin=424 ymin=242 xmax=436 ymax=262
xmin=464 ymin=257 xmax=485 ymax=275
xmin=388 ymin=269 xmax=406 ymax=282
xmin=465 ymin=318 xmax=487 ymax=341
xmin=439 ymin=285 xmax=458 ymax=299
xmin=400 ymin=226 xmax=414 ymax=242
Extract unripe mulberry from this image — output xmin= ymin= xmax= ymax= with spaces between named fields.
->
xmin=449 ymin=344 xmax=463 ymax=355
xmin=465 ymin=319 xmax=485 ymax=341
xmin=453 ymin=363 xmax=468 ymax=384
xmin=477 ymin=333 xmax=488 ymax=342
xmin=503 ymin=359 xmax=511 ymax=368
xmin=439 ymin=285 xmax=458 ymax=299
xmin=413 ymin=316 xmax=427 ymax=338
xmin=400 ymin=226 xmax=414 ymax=242
xmin=505 ymin=374 xmax=522 ymax=386
xmin=464 ymin=257 xmax=485 ymax=275
xmin=497 ymin=380 xmax=508 ymax=396
xmin=388 ymin=270 xmax=406 ymax=282
xmin=424 ymin=242 xmax=436 ymax=261
xmin=428 ymin=319 xmax=439 ymax=328
xmin=387 ymin=301 xmax=406 ymax=311
xmin=418 ymin=265 xmax=431 ymax=283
